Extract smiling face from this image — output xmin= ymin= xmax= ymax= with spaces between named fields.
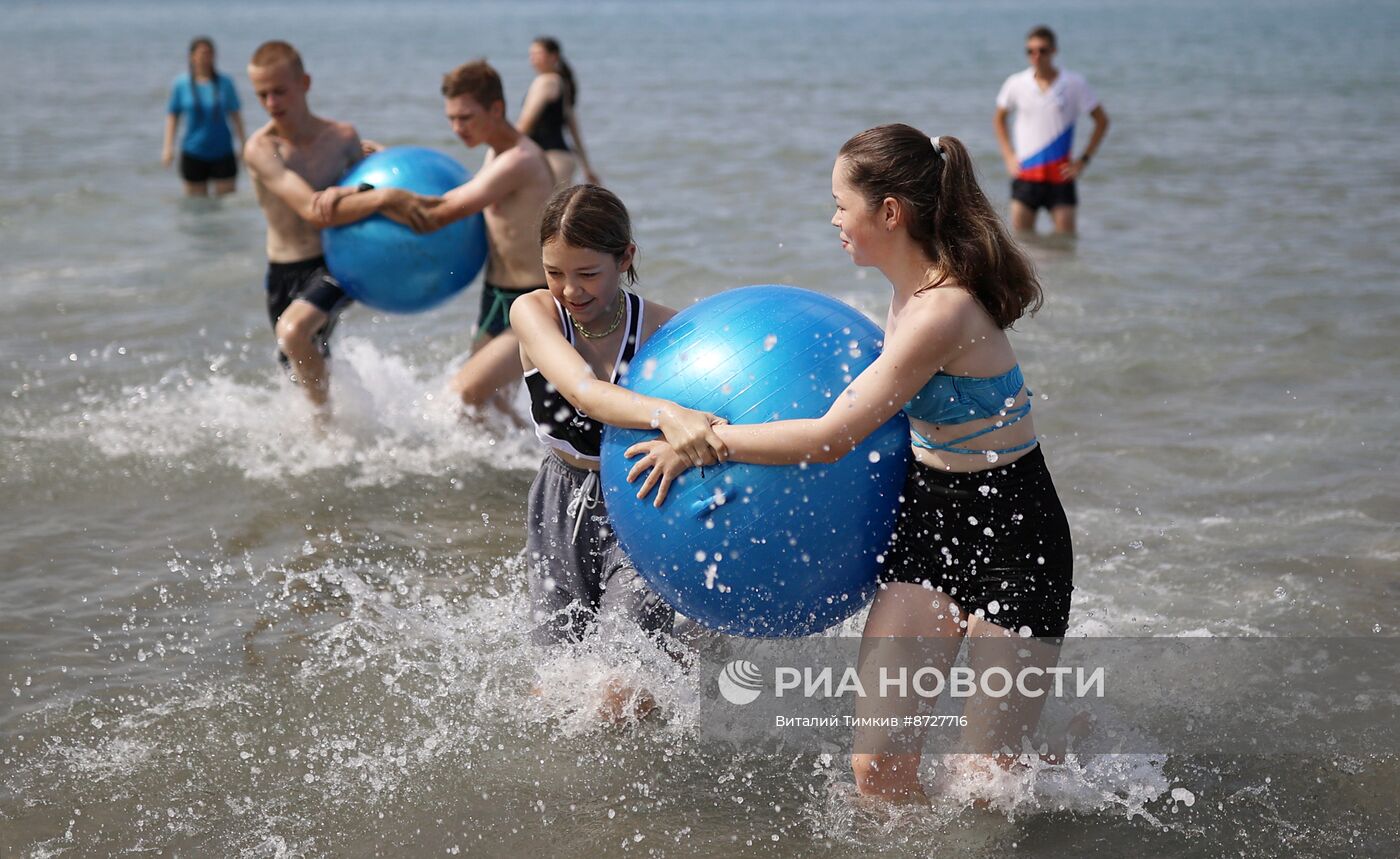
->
xmin=542 ymin=239 xmax=634 ymax=325
xmin=248 ymin=61 xmax=309 ymax=125
xmin=831 ymin=158 xmax=894 ymax=268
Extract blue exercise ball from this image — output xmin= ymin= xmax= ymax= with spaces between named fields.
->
xmin=323 ymin=147 xmax=487 ymax=314
xmin=600 ymin=285 xmax=910 ymax=637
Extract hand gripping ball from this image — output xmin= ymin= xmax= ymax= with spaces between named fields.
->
xmin=600 ymin=285 xmax=910 ymax=637
xmin=322 ymin=146 xmax=487 ymax=314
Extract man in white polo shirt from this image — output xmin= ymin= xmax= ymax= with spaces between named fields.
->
xmin=994 ymin=25 xmax=1110 ymax=235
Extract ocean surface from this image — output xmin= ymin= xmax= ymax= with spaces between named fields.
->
xmin=2 ymin=0 xmax=1398 ymax=855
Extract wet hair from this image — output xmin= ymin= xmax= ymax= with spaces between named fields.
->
xmin=533 ymin=37 xmax=577 ymax=107
xmin=540 ymin=184 xmax=639 ymax=285
xmin=838 ymin=124 xmax=1041 ymax=328
xmin=187 ymin=36 xmax=220 ymax=120
xmin=441 ymin=60 xmax=505 ymax=109
xmin=250 ymin=40 xmax=305 ymax=76
xmin=1026 ymin=25 xmax=1057 ymax=49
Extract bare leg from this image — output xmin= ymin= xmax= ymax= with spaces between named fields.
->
xmin=183 ymin=181 xmax=210 ymax=198
xmin=275 ymin=299 xmax=332 ymax=410
xmin=213 ymin=178 xmax=237 ymax=196
xmin=598 ymin=676 xmax=657 ymax=724
xmin=850 ymin=583 xmax=966 ymax=803
xmin=1009 ymin=199 xmax=1037 ymax=232
xmin=1051 ymin=204 xmax=1077 ymax=235
xmin=544 ymin=150 xmax=578 ymax=188
xmin=960 ymin=616 xmax=1063 ymax=766
xmin=450 ymin=330 xmax=528 ymax=427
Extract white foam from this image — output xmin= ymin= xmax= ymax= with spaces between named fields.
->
xmin=62 ymin=337 xmax=542 ymax=486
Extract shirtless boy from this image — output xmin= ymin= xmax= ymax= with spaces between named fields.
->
xmin=314 ymin=60 xmax=556 ymax=422
xmin=242 ymin=41 xmax=389 ymax=413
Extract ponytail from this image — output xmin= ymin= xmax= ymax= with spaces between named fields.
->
xmin=839 ymin=124 xmax=1041 ymax=328
xmin=558 ymin=57 xmax=577 ymax=107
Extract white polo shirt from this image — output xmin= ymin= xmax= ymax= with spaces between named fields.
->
xmin=996 ymin=68 xmax=1099 ymax=184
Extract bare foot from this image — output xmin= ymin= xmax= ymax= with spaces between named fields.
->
xmin=852 ymin=754 xmax=929 ymax=805
xmin=597 ymin=677 xmax=656 ymax=724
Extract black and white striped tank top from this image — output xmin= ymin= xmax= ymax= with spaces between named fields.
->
xmin=523 ymin=291 xmax=645 ymax=461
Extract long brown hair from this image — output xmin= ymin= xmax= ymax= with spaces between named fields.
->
xmin=540 ymin=184 xmax=639 ymax=285
xmin=187 ymin=36 xmax=220 ymax=120
xmin=838 ymin=124 xmax=1041 ymax=328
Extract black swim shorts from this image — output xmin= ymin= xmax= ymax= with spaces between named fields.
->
xmin=1011 ymin=179 xmax=1077 ymax=212
xmin=264 ymin=256 xmax=352 ymax=367
xmin=879 ymin=446 xmax=1075 ymax=638
xmin=478 ymin=281 xmax=548 ymax=338
xmin=179 ymin=151 xmax=238 ymax=183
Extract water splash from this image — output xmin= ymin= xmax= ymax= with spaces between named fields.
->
xmin=44 ymin=337 xmax=541 ymax=486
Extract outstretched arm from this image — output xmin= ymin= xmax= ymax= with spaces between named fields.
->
xmin=244 ymin=136 xmax=329 ymax=225
xmin=308 ymin=184 xmax=443 ymax=232
xmin=420 ymin=154 xmax=525 ymax=231
xmin=244 ymin=134 xmax=372 ymax=228
xmin=716 ymin=318 xmax=955 ymax=464
xmin=511 ymin=292 xmax=726 ymax=466
xmin=626 ymin=300 xmax=969 ymax=502
xmin=312 ymin=151 xmax=520 ymax=234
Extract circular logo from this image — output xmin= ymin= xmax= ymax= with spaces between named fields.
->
xmin=717 ymin=659 xmax=763 ymax=705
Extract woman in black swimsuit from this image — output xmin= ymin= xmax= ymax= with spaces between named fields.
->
xmin=517 ymin=37 xmax=600 ymax=188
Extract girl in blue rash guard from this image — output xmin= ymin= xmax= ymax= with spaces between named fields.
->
xmin=626 ymin=125 xmax=1074 ymax=801
xmin=162 ymin=37 xmax=245 ymax=197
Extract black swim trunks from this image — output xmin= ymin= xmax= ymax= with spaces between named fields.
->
xmin=879 ymin=446 xmax=1074 ymax=638
xmin=180 ymin=151 xmax=238 ymax=183
xmin=478 ymin=281 xmax=548 ymax=338
xmin=264 ymin=256 xmax=352 ymax=367
xmin=1011 ymin=179 xmax=1077 ymax=212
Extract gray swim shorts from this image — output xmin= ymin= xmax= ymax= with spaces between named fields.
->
xmin=525 ymin=453 xmax=674 ymax=645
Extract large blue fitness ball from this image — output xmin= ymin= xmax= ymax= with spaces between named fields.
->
xmin=323 ymin=147 xmax=487 ymax=314
xmin=600 ymin=285 xmax=910 ymax=637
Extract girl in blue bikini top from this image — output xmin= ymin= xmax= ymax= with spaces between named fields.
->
xmin=627 ymin=124 xmax=1069 ymax=803
xmin=903 ymin=364 xmax=1036 ymax=457
xmin=628 ymin=126 xmax=1047 ymax=483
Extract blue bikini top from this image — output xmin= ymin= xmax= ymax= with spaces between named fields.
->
xmin=903 ymin=364 xmax=1038 ymax=456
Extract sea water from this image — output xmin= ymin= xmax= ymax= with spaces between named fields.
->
xmin=2 ymin=1 xmax=1398 ymax=855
